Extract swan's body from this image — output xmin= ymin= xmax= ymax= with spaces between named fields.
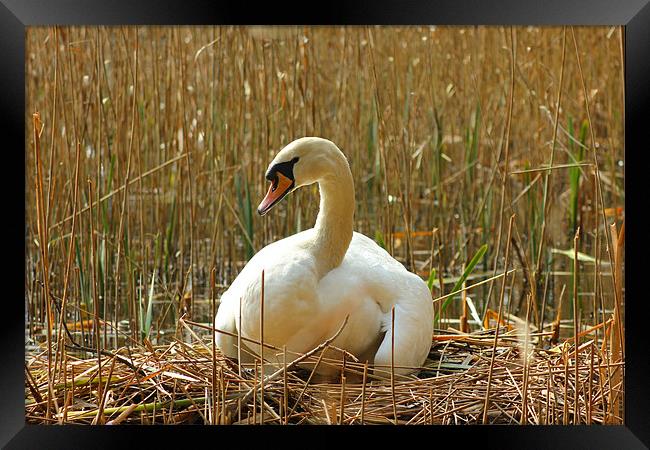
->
xmin=215 ymin=137 xmax=433 ymax=379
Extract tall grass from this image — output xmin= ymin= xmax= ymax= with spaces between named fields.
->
xmin=25 ymin=27 xmax=624 ymax=417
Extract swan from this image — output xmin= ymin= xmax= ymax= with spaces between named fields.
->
xmin=215 ymin=137 xmax=433 ymax=379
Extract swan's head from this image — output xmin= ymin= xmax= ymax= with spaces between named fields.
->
xmin=257 ymin=137 xmax=346 ymax=216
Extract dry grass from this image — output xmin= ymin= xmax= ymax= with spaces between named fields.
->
xmin=25 ymin=323 xmax=621 ymax=425
xmin=25 ymin=25 xmax=624 ymax=425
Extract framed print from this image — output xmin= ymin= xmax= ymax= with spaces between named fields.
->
xmin=3 ymin=0 xmax=649 ymax=447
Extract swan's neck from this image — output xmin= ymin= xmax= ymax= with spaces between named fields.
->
xmin=311 ymin=170 xmax=355 ymax=277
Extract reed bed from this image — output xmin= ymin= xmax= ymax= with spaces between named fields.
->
xmin=25 ymin=25 xmax=624 ymax=425
xmin=25 ymin=321 xmax=621 ymax=425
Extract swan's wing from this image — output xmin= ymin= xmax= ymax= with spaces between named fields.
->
xmin=329 ymin=232 xmax=434 ymax=375
xmin=216 ymin=229 xmax=319 ymax=355
xmin=215 ymin=233 xmax=299 ymax=357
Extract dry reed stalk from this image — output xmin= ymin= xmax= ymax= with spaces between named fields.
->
xmin=339 ymin=375 xmax=346 ymax=424
xmin=365 ymin=27 xmax=392 ymax=253
xmin=32 ymin=111 xmax=56 ymax=420
xmin=436 ymin=230 xmax=444 ymax=330
xmin=259 ymin=270 xmax=265 ymax=424
xmin=484 ymin=27 xmax=516 ymax=319
xmin=482 ymin=214 xmax=515 ymax=424
xmin=519 ymin=292 xmax=532 ymax=424
xmin=237 ymin=295 xmax=243 ymax=421
xmin=460 ymin=281 xmax=469 ymax=333
xmin=535 ymin=27 xmax=567 ymax=276
xmin=252 ymin=359 xmax=257 ymax=424
xmin=87 ymin=179 xmax=104 ymax=424
xmin=550 ymin=284 xmax=566 ymax=347
xmin=106 ymin=403 xmax=139 ymax=425
xmin=45 ymin=27 xmax=59 ymax=226
xmin=572 ymin=227 xmax=581 ymax=424
xmin=210 ymin=267 xmax=217 ymax=424
xmin=283 ymin=345 xmax=288 ymax=425
xmin=61 ymin=387 xmax=72 ymax=425
xmin=111 ymin=27 xmax=138 ymax=354
xmin=54 ymin=142 xmax=81 ymax=383
xmin=360 ymin=361 xmax=367 ymax=425
xmin=93 ymin=29 xmax=107 ymax=345
xmin=591 ymin=148 xmax=603 ymax=344
xmin=175 ymin=29 xmax=197 ymax=320
xmin=563 ymin=345 xmax=569 ymax=425
xmin=588 ymin=342 xmax=594 ymax=424
xmin=238 ymin=296 xmax=243 ymax=378
xmin=608 ymin=222 xmax=624 ymax=423
xmin=390 ymin=305 xmax=397 ymax=424
xmin=93 ymin=355 xmax=116 ymax=425
xmin=612 ymin=221 xmax=625 ymax=357
xmin=545 ymin=361 xmax=551 ymax=424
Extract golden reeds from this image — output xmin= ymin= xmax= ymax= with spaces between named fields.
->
xmin=25 ymin=326 xmax=618 ymax=425
xmin=25 ymin=25 xmax=625 ymax=425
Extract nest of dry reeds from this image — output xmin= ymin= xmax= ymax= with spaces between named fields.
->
xmin=25 ymin=316 xmax=623 ymax=425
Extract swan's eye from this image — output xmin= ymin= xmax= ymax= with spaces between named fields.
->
xmin=267 ymin=157 xmax=299 ymax=185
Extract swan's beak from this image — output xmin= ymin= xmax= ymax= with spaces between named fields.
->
xmin=257 ymin=172 xmax=294 ymax=216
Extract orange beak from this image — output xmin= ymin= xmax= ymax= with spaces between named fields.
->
xmin=257 ymin=172 xmax=294 ymax=216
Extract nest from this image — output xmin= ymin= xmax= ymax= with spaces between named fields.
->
xmin=25 ymin=319 xmax=623 ymax=425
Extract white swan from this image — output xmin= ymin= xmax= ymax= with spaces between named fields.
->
xmin=215 ymin=137 xmax=433 ymax=379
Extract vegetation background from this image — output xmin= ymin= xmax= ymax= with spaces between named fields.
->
xmin=25 ymin=25 xmax=624 ymax=364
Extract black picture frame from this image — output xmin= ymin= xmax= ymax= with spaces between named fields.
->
xmin=4 ymin=0 xmax=649 ymax=447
